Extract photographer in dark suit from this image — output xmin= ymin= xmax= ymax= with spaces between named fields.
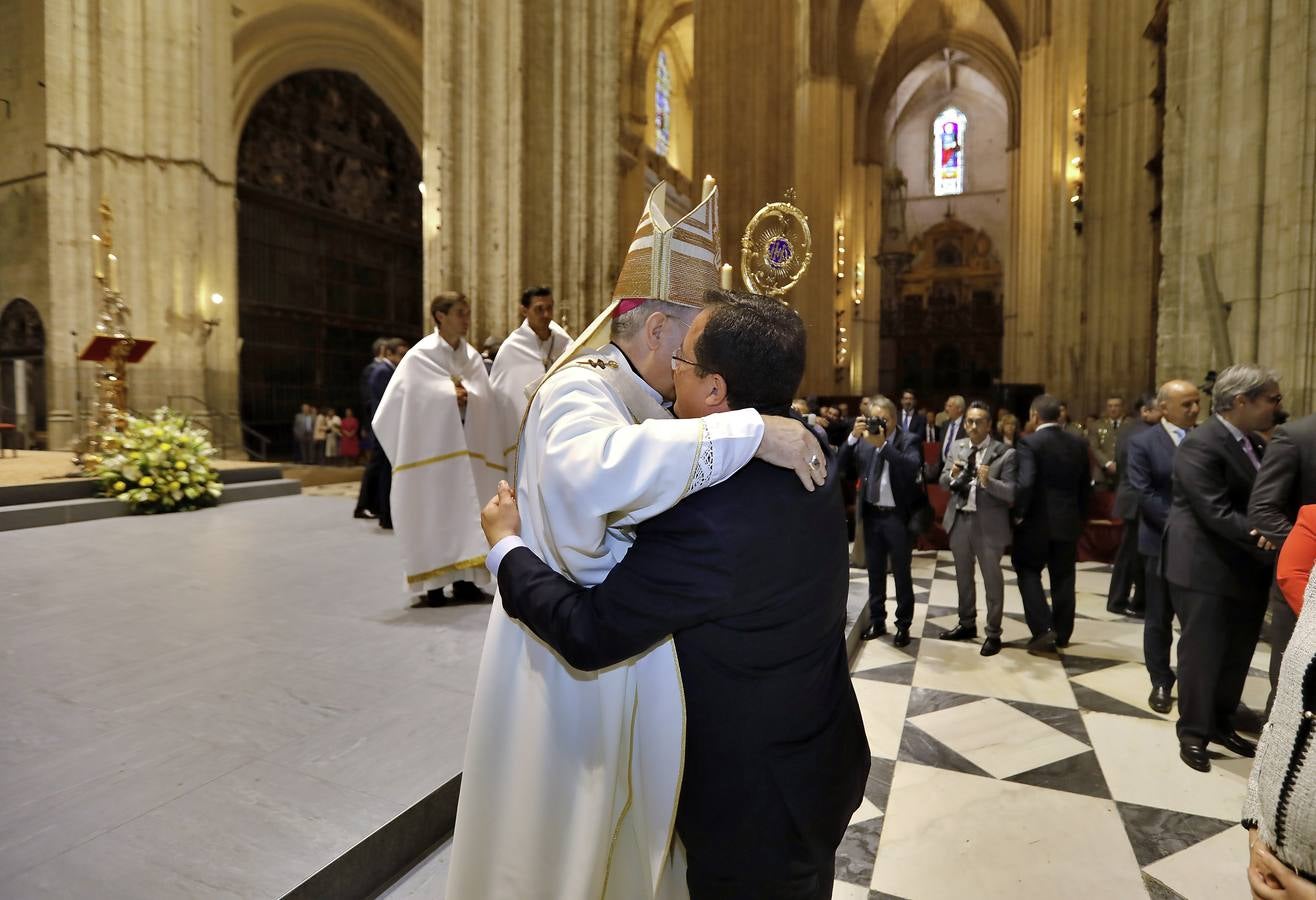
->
xmin=481 ymin=292 xmax=867 ymax=899
xmin=1011 ymin=394 xmax=1092 ymax=652
xmin=897 ymin=388 xmax=927 ymax=439
xmin=1107 ymin=393 xmax=1158 ymax=615
xmin=1165 ymin=364 xmax=1282 ymax=772
xmin=1127 ymin=379 xmax=1201 ymax=713
xmin=838 ymin=393 xmax=927 ymax=646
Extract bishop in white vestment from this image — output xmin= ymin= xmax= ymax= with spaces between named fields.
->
xmin=372 ymin=294 xmax=507 ymax=596
xmin=448 ymin=181 xmax=818 ymax=899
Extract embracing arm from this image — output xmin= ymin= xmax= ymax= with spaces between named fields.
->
xmin=494 ymin=504 xmax=732 ymax=671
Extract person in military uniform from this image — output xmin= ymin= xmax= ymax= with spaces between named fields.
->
xmin=1089 ymin=395 xmax=1128 ymax=491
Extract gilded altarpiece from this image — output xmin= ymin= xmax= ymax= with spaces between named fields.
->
xmin=879 ymin=216 xmax=1004 ymax=398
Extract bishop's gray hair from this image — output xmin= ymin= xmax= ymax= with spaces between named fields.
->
xmin=1211 ymin=363 xmax=1280 ymax=414
xmin=610 ymin=298 xmax=700 ymax=340
xmin=869 ymin=393 xmax=897 ymax=420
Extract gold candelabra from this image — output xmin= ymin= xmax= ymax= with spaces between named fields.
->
xmin=77 ymin=199 xmax=137 ymax=469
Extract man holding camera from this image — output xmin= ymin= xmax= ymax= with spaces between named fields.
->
xmin=938 ymin=400 xmax=1018 ymax=656
xmin=839 ymin=394 xmax=926 ymax=646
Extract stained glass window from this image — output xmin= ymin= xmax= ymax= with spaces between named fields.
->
xmin=933 ymin=107 xmax=967 ymax=197
xmin=655 ymin=49 xmax=672 ymax=157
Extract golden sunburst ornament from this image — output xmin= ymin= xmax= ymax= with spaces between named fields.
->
xmin=741 ymin=189 xmax=812 ymax=297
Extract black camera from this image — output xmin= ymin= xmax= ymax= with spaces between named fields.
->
xmin=866 ymin=416 xmax=888 ymax=435
xmin=948 ymin=452 xmax=978 ymax=496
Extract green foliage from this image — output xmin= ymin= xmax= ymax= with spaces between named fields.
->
xmin=90 ymin=408 xmax=224 ymax=514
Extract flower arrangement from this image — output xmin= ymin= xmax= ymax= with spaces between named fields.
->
xmin=90 ymin=408 xmax=224 ymax=514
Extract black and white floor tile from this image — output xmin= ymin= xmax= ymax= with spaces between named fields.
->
xmin=835 ymin=550 xmax=1267 ymax=900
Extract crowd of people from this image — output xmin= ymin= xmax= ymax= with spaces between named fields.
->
xmin=290 ymin=403 xmax=360 ymax=465
xmin=330 ymin=178 xmax=1314 ymax=898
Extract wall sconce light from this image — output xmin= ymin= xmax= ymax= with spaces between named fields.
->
xmin=834 ymin=218 xmax=847 ymax=291
xmin=1069 ymin=98 xmax=1086 ymax=234
xmin=835 ymin=311 xmax=849 ymax=370
xmin=853 ymin=259 xmax=864 ymax=307
xmin=201 ymin=292 xmax=223 ymax=337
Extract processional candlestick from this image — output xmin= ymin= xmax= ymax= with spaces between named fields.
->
xmin=78 ymin=199 xmax=137 ymax=469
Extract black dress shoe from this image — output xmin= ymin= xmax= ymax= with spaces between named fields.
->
xmin=1106 ymin=602 xmax=1130 ymax=616
xmin=893 ymin=627 xmax=911 ymax=648
xmin=1212 ymin=731 xmax=1257 ymax=758
xmin=451 ymin=581 xmax=487 ymax=604
xmin=939 ymin=624 xmax=979 ymax=641
xmin=1054 ymin=638 xmax=1070 ymax=649
xmin=979 ymin=637 xmax=1002 ymax=657
xmin=1026 ymin=629 xmax=1058 ymax=653
xmin=410 ymin=589 xmax=447 ymax=609
xmin=861 ymin=621 xmax=889 ymax=641
xmin=1179 ymin=743 xmax=1211 ymax=772
xmin=1148 ymin=685 xmax=1173 ymax=714
xmin=1124 ymin=605 xmax=1145 ymax=619
xmin=353 ymin=508 xmax=378 ymax=520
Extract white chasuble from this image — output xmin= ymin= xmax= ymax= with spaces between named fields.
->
xmin=489 ymin=319 xmax=572 ymax=460
xmin=372 ymin=332 xmax=507 ymax=593
xmin=446 ymin=342 xmax=765 ymax=900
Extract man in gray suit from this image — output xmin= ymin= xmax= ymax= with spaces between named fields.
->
xmin=938 ymin=400 xmax=1018 ymax=656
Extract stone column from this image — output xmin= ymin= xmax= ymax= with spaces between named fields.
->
xmin=42 ymin=0 xmax=236 ymax=451
xmin=425 ymin=0 xmax=620 ymax=343
xmin=1082 ymin=0 xmax=1159 ymax=406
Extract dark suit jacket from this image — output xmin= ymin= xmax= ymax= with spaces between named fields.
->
xmin=937 ymin=417 xmax=965 ymax=454
xmin=836 ymin=428 xmax=923 ymax=513
xmin=1126 ymin=423 xmax=1178 ymax=558
xmin=1113 ymin=419 xmax=1151 ymax=520
xmin=1163 ymin=415 xmax=1273 ymax=598
xmin=1249 ymin=412 xmax=1316 ymax=547
xmin=364 ymin=358 xmax=396 ymax=423
xmin=897 ymin=410 xmax=926 ymax=439
xmin=498 ymin=458 xmax=868 ymax=879
xmin=1013 ymin=425 xmax=1092 ymax=560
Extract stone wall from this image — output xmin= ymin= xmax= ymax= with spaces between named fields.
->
xmin=0 ymin=0 xmax=51 ymax=401
xmin=1160 ymin=0 xmax=1316 ymax=413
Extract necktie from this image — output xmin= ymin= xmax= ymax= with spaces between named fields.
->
xmin=865 ymin=447 xmax=884 ymax=506
xmin=1240 ymin=437 xmax=1261 ymax=470
xmin=944 ymin=421 xmax=956 ymax=455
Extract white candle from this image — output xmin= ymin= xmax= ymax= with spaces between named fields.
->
xmin=702 ymin=174 xmax=716 ymax=200
xmin=720 ymin=263 xmax=733 ymax=291
xmin=107 ymin=253 xmax=118 ymax=293
xmin=92 ymin=234 xmax=103 ymax=280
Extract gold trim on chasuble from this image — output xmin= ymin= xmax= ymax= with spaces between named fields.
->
xmin=392 ymin=449 xmax=507 ymax=475
xmin=405 ymin=555 xmax=488 ymax=586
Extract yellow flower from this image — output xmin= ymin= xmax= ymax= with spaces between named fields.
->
xmin=159 ymin=442 xmax=172 ymax=451
xmin=168 ymin=481 xmax=180 ymax=492
xmin=175 ymin=460 xmax=187 ymax=470
xmin=139 ymin=476 xmax=154 ymax=487
xmin=113 ymin=481 xmax=126 ymax=492
xmin=130 ymin=451 xmax=142 ymax=460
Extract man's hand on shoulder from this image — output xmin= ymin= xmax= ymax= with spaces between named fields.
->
xmin=757 ymin=416 xmax=827 ymax=491
xmin=481 ymin=480 xmax=522 ymax=546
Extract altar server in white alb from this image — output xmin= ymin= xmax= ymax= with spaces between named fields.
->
xmin=372 ymin=292 xmax=506 ymax=607
xmin=446 ymin=179 xmax=827 ymax=899
xmin=488 ymin=284 xmax=572 ymax=459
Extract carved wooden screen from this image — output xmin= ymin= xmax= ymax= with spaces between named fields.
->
xmin=237 ymin=70 xmax=422 ymax=453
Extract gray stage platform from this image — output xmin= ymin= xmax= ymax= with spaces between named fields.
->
xmin=0 ymin=494 xmax=868 ymax=898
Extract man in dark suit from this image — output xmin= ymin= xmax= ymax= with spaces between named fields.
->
xmin=1011 ymin=394 xmax=1092 ymax=653
xmin=839 ymin=393 xmax=926 ymax=646
xmin=481 ymin=294 xmax=867 ymax=899
xmin=1248 ymin=411 xmax=1316 ymax=704
xmin=897 ymin=388 xmax=927 ymax=439
xmin=1106 ymin=393 xmax=1158 ymax=615
xmin=364 ymin=338 xmax=408 ymax=530
xmin=1165 ymin=364 xmax=1282 ymax=772
xmin=1127 ymin=379 xmax=1201 ymax=713
xmin=353 ymin=337 xmax=387 ymax=519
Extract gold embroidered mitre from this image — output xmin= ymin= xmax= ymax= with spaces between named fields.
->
xmin=612 ymin=180 xmax=722 ymax=308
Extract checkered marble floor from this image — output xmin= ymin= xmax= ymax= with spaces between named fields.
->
xmin=835 ymin=550 xmax=1269 ymax=900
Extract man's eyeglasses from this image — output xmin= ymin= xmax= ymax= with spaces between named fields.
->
xmin=671 ymin=352 xmax=713 ymax=374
